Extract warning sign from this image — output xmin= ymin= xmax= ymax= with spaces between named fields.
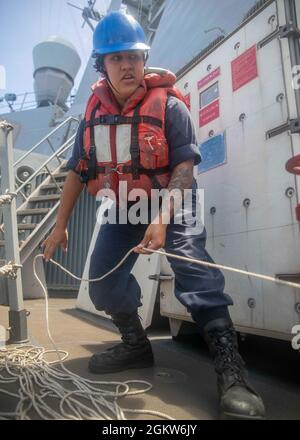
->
xmin=199 ymin=100 xmax=220 ymax=127
xmin=231 ymin=45 xmax=258 ymax=91
xmin=197 ymin=67 xmax=221 ymax=90
xmin=198 ymin=133 xmax=227 ymax=174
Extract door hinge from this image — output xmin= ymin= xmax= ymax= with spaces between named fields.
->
xmin=148 ymin=274 xmax=175 ymax=281
xmin=279 ymin=23 xmax=300 ymax=39
xmin=290 ymin=118 xmax=300 ymax=133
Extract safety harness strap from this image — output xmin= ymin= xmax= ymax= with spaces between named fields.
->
xmin=130 ymin=103 xmax=142 ymax=180
xmin=84 ymin=114 xmax=162 ymax=128
xmin=82 ymin=102 xmax=101 ymax=182
xmin=96 ymin=165 xmax=170 ymax=175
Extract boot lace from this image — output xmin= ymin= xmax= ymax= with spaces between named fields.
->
xmin=209 ymin=328 xmax=246 ymax=384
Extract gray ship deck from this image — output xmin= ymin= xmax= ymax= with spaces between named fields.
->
xmin=0 ymin=298 xmax=300 ymax=420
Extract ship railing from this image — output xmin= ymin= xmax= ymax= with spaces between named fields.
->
xmin=13 ymin=116 xmax=79 ymax=202
xmin=0 ymin=91 xmax=75 ymax=113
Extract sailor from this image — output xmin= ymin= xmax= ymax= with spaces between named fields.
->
xmin=42 ymin=11 xmax=265 ymax=419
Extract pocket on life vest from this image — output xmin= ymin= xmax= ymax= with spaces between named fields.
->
xmin=140 ymin=134 xmax=168 ymax=169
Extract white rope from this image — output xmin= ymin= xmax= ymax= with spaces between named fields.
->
xmin=1 ymin=243 xmax=299 ymax=420
xmin=0 ymin=120 xmax=13 ymax=131
xmin=0 ymin=190 xmax=17 ymax=206
xmin=0 ymin=261 xmax=22 ymax=280
xmin=0 ymin=194 xmax=13 ymax=206
xmin=0 ymin=344 xmax=170 ymax=420
xmin=143 ymin=248 xmax=300 ymax=290
xmin=43 ymin=247 xmax=300 ymax=289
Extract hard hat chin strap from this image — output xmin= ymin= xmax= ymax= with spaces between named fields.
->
xmin=105 ymin=75 xmax=123 ymax=98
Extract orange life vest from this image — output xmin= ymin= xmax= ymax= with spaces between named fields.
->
xmin=76 ymin=70 xmax=188 ymax=200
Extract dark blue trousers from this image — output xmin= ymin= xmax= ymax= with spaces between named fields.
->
xmin=88 ymin=204 xmax=233 ymax=318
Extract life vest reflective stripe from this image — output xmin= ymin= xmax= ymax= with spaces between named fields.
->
xmin=76 ymin=71 xmax=188 ymax=199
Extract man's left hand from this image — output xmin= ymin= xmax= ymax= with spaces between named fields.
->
xmin=134 ymin=223 xmax=167 ymax=254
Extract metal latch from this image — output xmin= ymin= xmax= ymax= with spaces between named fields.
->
xmin=148 ymin=274 xmax=175 ymax=281
xmin=289 ymin=118 xmax=300 ymax=134
xmin=266 ymin=118 xmax=300 ymax=138
xmin=279 ymin=23 xmax=300 ymax=39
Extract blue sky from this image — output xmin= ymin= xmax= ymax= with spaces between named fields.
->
xmin=0 ymin=0 xmax=110 ymax=100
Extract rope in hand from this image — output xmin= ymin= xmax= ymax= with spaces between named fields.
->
xmin=41 ymin=247 xmax=300 ymax=290
xmin=1 ymin=245 xmax=300 ymax=420
xmin=144 ymin=248 xmax=300 ymax=290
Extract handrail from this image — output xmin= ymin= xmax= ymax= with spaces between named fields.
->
xmin=13 ymin=116 xmax=79 ymax=167
xmin=16 ymin=134 xmax=76 ymax=196
xmin=0 ymin=91 xmax=75 ymax=113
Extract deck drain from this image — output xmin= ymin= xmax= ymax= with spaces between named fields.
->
xmin=154 ymin=368 xmax=187 ymax=384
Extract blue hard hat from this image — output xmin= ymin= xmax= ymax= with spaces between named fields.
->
xmin=92 ymin=11 xmax=150 ymax=57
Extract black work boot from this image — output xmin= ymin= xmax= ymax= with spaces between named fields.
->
xmin=203 ymin=318 xmax=266 ymax=420
xmin=88 ymin=311 xmax=154 ymax=374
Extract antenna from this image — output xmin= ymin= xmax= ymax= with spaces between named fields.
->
xmin=204 ymin=27 xmax=226 ymax=36
xmin=67 ymin=0 xmax=102 ymax=31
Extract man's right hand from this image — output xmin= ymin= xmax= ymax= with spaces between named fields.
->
xmin=41 ymin=227 xmax=68 ymax=262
